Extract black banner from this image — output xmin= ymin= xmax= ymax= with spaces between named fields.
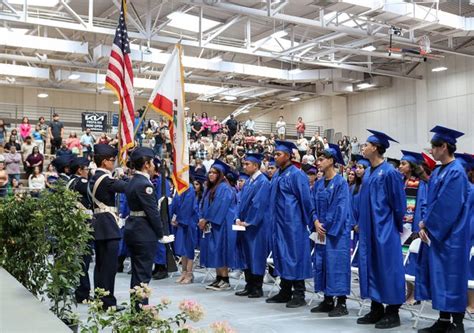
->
xmin=81 ymin=112 xmax=107 ymax=132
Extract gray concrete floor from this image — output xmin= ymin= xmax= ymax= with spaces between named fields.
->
xmin=75 ymin=261 xmax=474 ymax=332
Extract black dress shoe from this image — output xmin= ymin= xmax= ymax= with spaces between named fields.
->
xmin=328 ymin=303 xmax=349 ymax=317
xmin=418 ymin=320 xmax=451 ymax=333
xmin=375 ymin=313 xmax=401 ymax=329
xmin=357 ymin=310 xmax=385 ymax=324
xmin=248 ymin=289 xmax=263 ymax=298
xmin=152 ymin=271 xmax=169 ymax=280
xmin=286 ymin=297 xmax=306 ymax=308
xmin=235 ymin=289 xmax=251 ymax=296
xmin=310 ymin=301 xmax=334 ymax=313
xmin=266 ymin=292 xmax=291 ymax=303
xmin=446 ymin=323 xmax=464 ymax=333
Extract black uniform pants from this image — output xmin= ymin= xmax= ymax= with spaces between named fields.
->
xmin=280 ymin=278 xmax=306 ymax=299
xmin=371 ymin=300 xmax=401 ymax=314
xmin=128 ymin=241 xmax=157 ymax=307
xmin=243 ymin=269 xmax=263 ymax=291
xmin=75 ymin=241 xmax=94 ymax=302
xmin=94 ymin=239 xmax=119 ymax=308
xmin=50 ymin=137 xmax=62 ymax=154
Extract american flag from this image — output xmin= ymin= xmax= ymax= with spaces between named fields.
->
xmin=105 ymin=0 xmax=134 ymax=162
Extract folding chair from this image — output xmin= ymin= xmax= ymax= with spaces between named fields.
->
xmin=264 ymin=252 xmax=281 ymax=297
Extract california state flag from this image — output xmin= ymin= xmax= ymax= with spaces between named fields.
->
xmin=148 ymin=44 xmax=189 ymax=194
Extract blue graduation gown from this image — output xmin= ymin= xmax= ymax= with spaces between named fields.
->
xmin=404 ymin=179 xmax=428 ymax=275
xmin=170 ymin=187 xmax=198 ymax=259
xmin=235 ymin=173 xmax=271 ymax=275
xmin=118 ymin=193 xmax=130 ymax=257
xmin=269 ymin=164 xmax=313 ymax=280
xmin=469 ymin=184 xmax=474 ymax=280
xmin=349 ymin=184 xmax=361 ymax=267
xmin=152 ymin=175 xmax=171 ymax=265
xmin=199 ymin=182 xmax=237 ymax=268
xmin=312 ymin=174 xmax=351 ymax=296
xmin=358 ymin=161 xmax=406 ymax=305
xmin=415 ymin=160 xmax=470 ymax=312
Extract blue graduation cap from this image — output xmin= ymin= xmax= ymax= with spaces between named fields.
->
xmin=324 ymin=143 xmax=345 ymax=166
xmin=226 ymin=169 xmax=239 ymax=183
xmin=306 ymin=167 xmax=318 ymax=175
xmin=366 ymin=129 xmax=399 ymax=149
xmin=52 ymin=155 xmax=74 ymax=172
xmin=354 ymin=154 xmax=370 ymax=168
xmin=71 ymin=157 xmax=90 ymax=169
xmin=239 ymin=172 xmax=249 ymax=180
xmin=211 ymin=159 xmax=232 ymax=175
xmin=94 ymin=144 xmax=117 ymax=157
xmin=268 ymin=157 xmax=276 ymax=166
xmin=274 ymin=140 xmax=297 ymax=155
xmin=130 ymin=147 xmax=155 ymax=162
xmin=244 ymin=153 xmax=264 ymax=164
xmin=455 ymin=153 xmax=474 ymax=170
xmin=430 ymin=125 xmax=464 ymax=145
xmin=401 ymin=150 xmax=424 ymax=165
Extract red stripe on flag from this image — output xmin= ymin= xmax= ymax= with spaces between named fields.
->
xmin=151 ymin=94 xmax=174 ymax=118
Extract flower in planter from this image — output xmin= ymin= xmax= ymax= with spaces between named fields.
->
xmin=210 ymin=321 xmax=236 ymax=333
xmin=178 ymin=300 xmax=205 ymax=322
xmin=161 ymin=297 xmax=172 ymax=305
xmin=141 ymin=304 xmax=160 ymax=320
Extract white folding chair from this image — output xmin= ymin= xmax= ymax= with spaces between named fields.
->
xmin=265 ymin=252 xmax=281 ymax=297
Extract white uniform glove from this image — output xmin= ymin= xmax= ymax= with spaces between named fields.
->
xmin=159 ymin=235 xmax=175 ymax=244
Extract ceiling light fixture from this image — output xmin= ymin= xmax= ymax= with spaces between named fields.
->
xmin=271 ymin=30 xmax=288 ymax=39
xmin=68 ymin=73 xmax=80 ymax=80
xmin=37 ymin=93 xmax=49 ymax=98
xmin=432 ymin=66 xmax=448 ymax=72
xmin=361 ymin=45 xmax=376 ymax=52
xmin=224 ymin=95 xmax=237 ymax=101
xmin=289 ymin=97 xmax=301 ymax=102
xmin=113 ymin=100 xmax=120 ymax=105
xmin=166 ymin=12 xmax=220 ymax=33
xmin=357 ymin=83 xmax=374 ymax=89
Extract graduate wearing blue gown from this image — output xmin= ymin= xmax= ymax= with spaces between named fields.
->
xmin=199 ymin=160 xmax=237 ymax=291
xmin=266 ymin=141 xmax=314 ymax=309
xmin=415 ymin=126 xmax=471 ymax=333
xmin=356 ymin=130 xmax=406 ymax=329
xmin=310 ymin=144 xmax=351 ymax=317
xmin=350 ymin=155 xmax=369 ymax=268
xmin=234 ymin=153 xmax=270 ymax=299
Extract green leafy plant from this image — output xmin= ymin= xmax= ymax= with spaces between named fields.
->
xmin=0 ymin=194 xmax=50 ymax=296
xmin=36 ymin=185 xmax=93 ymax=324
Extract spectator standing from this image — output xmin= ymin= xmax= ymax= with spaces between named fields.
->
xmin=19 ymin=117 xmax=31 ymax=142
xmin=31 ymin=124 xmax=44 ymax=154
xmin=200 ymin=112 xmax=210 ymax=137
xmin=209 ymin=116 xmax=220 ymax=139
xmin=38 ymin=117 xmax=49 ymax=153
xmin=80 ymin=129 xmax=95 ymax=159
xmin=275 ymin=116 xmax=286 ymax=140
xmin=134 ymin=110 xmax=144 ymax=147
xmin=4 ymin=145 xmax=21 ymax=184
xmin=350 ymin=137 xmax=360 ymax=162
xmin=295 ymin=117 xmax=306 ymax=139
xmin=153 ymin=126 xmax=165 ymax=158
xmin=185 ymin=111 xmax=192 ymax=137
xmin=48 ymin=113 xmax=64 ymax=154
xmin=21 ymin=136 xmax=36 ymax=163
xmin=225 ymin=114 xmax=238 ymax=139
xmin=66 ymin=132 xmax=82 ymax=155
xmin=244 ymin=117 xmax=255 ymax=136
xmin=25 ymin=146 xmax=44 ymax=175
xmin=0 ymin=119 xmax=7 ymax=145
xmin=191 ymin=116 xmax=203 ymax=140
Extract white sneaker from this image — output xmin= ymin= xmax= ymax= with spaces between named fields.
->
xmin=209 ymin=280 xmax=231 ymax=291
